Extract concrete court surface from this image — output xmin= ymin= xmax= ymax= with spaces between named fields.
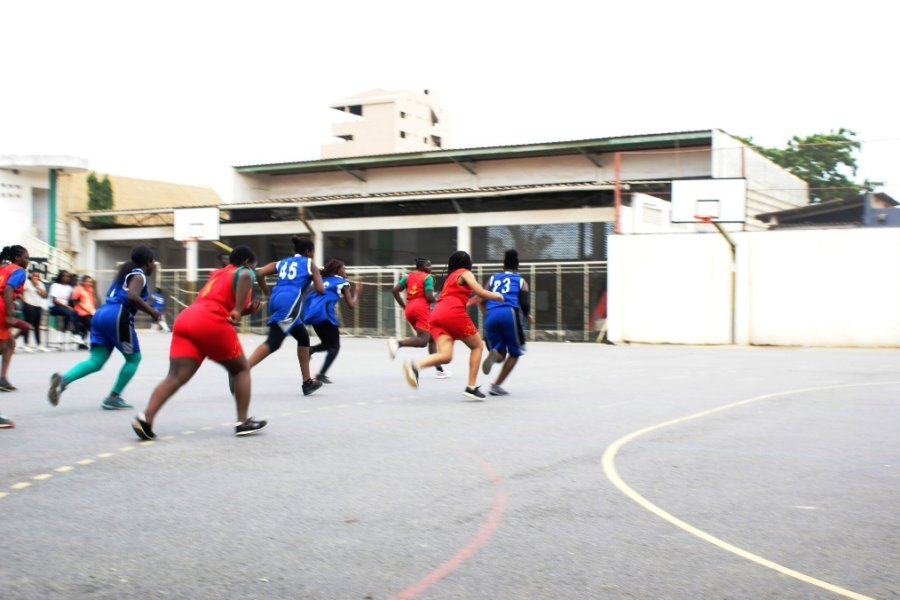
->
xmin=0 ymin=332 xmax=898 ymax=599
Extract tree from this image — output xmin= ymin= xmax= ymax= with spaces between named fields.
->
xmin=87 ymin=172 xmax=115 ymax=224
xmin=738 ymin=128 xmax=880 ymax=203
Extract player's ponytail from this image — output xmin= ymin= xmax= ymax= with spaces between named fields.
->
xmin=229 ymin=245 xmax=256 ymax=266
xmin=0 ymin=245 xmax=27 ymax=263
xmin=321 ymin=258 xmax=344 ymax=278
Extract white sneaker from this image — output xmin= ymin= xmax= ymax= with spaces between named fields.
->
xmin=39 ymin=346 xmax=52 ymax=352
xmin=23 ymin=345 xmax=35 ymax=353
xmin=387 ymin=338 xmax=399 ymax=360
xmin=72 ymin=334 xmax=85 ymax=344
xmin=434 ymin=369 xmax=452 ymax=379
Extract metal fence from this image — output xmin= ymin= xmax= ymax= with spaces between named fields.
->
xmin=93 ymin=261 xmax=608 ymax=343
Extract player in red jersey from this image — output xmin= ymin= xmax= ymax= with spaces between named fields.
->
xmin=402 ymin=251 xmax=502 ymax=400
xmin=0 ymin=245 xmax=31 ymax=428
xmin=387 ymin=257 xmax=448 ymax=378
xmin=132 ymin=246 xmax=267 ymax=439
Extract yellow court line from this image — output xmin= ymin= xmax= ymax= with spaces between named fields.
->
xmin=32 ymin=474 xmax=52 ymax=481
xmin=55 ymin=466 xmax=74 ymax=473
xmin=77 ymin=459 xmax=94 ymax=465
xmin=0 ymin=492 xmax=7 ymax=499
xmin=96 ymin=452 xmax=114 ymax=458
xmin=601 ymin=381 xmax=898 ymax=600
xmin=11 ymin=482 xmax=31 ymax=490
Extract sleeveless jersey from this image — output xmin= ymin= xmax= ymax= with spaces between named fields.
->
xmin=195 ymin=264 xmax=253 ymax=315
xmin=302 ymin=275 xmax=349 ymax=326
xmin=435 ymin=268 xmax=472 ymax=309
xmin=0 ymin=264 xmax=26 ymax=314
xmin=485 ymin=270 xmax=525 ymax=310
xmin=267 ymin=254 xmax=314 ymax=326
xmin=402 ymin=271 xmax=432 ymax=303
xmin=103 ymin=268 xmax=149 ymax=316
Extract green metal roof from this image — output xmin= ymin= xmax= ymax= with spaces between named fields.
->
xmin=233 ymin=130 xmax=714 ymax=175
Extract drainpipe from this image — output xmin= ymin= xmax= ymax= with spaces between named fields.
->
xmin=49 ymin=168 xmax=58 ymax=247
xmin=613 ymin=152 xmax=622 ymax=234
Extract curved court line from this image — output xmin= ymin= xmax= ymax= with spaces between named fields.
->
xmin=602 ymin=381 xmax=900 ymax=600
xmin=391 ymin=451 xmax=509 ymax=600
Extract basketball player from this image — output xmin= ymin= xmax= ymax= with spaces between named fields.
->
xmin=388 ymin=257 xmax=449 ymax=378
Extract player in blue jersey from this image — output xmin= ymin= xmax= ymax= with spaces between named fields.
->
xmin=303 ymin=258 xmax=361 ymax=384
xmin=150 ymin=287 xmax=170 ymax=332
xmin=48 ymin=245 xmax=161 ymax=410
xmin=247 ymin=235 xmax=325 ymax=395
xmin=479 ymin=249 xmax=532 ymax=396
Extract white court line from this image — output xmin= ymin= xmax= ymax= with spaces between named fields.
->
xmin=601 ymin=381 xmax=898 ymax=600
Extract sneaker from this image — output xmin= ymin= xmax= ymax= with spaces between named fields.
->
xmin=387 ymin=338 xmax=399 ymax=360
xmin=102 ymin=396 xmax=133 ymax=410
xmin=316 ymin=373 xmax=333 ymax=384
xmin=131 ymin=413 xmax=155 ymax=440
xmin=0 ymin=378 xmax=16 ymax=392
xmin=235 ymin=417 xmax=268 ymax=436
xmin=402 ymin=360 xmax=419 ymax=389
xmin=463 ymin=386 xmax=486 ymax=401
xmin=39 ymin=346 xmax=52 ymax=352
xmin=302 ymin=378 xmax=323 ymax=396
xmin=482 ymin=349 xmax=502 ymax=375
xmin=72 ymin=334 xmax=85 ymax=345
xmin=489 ymin=384 xmax=509 ymax=396
xmin=0 ymin=414 xmax=14 ymax=429
xmin=434 ymin=369 xmax=452 ymax=379
xmin=23 ymin=345 xmax=35 ymax=353
xmin=48 ymin=372 xmax=65 ymax=406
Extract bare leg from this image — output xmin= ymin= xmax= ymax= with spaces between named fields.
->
xmin=415 ymin=334 xmax=454 ymax=370
xmin=398 ymin=328 xmax=430 ymax=348
xmin=144 ymin=358 xmax=201 ymax=424
xmin=247 ymin=343 xmax=272 ymax=369
xmin=0 ymin=339 xmax=11 ymax=379
xmin=494 ymin=354 xmax=518 ymax=386
xmin=219 ymin=354 xmax=251 ymax=422
xmin=459 ymin=334 xmax=484 ymax=388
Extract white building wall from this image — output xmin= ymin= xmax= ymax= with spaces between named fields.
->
xmin=610 ymin=228 xmax=900 ymax=348
xmin=608 ymin=233 xmax=733 ymax=344
xmin=740 ymin=228 xmax=900 ymax=347
xmin=0 ymin=169 xmax=38 ymax=243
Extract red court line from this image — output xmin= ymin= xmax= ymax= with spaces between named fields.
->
xmin=390 ymin=451 xmax=508 ymax=600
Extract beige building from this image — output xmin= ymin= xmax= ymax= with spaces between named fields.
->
xmin=321 ymin=89 xmax=451 ymax=158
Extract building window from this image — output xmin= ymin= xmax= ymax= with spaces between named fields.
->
xmin=338 ymin=135 xmax=353 ymax=142
xmin=431 ymin=135 xmax=442 ymax=148
xmin=400 ymin=131 xmax=407 ymax=139
xmin=400 ymin=111 xmax=406 ymax=118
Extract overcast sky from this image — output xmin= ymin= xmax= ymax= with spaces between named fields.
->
xmin=2 ymin=0 xmax=896 ymax=201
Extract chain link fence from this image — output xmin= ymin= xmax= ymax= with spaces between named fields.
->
xmin=92 ymin=261 xmax=608 ymax=343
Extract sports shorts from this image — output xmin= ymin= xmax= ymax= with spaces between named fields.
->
xmin=170 ymin=304 xmax=243 ymax=363
xmin=404 ymin=299 xmax=432 ymax=332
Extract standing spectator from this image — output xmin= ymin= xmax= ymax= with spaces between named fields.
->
xmin=302 ymin=258 xmax=361 ymax=384
xmin=71 ymin=275 xmax=97 ymax=349
xmin=48 ymin=271 xmax=81 ymax=343
xmin=21 ymin=270 xmax=49 ymax=352
xmin=151 ymin=287 xmax=170 ymax=332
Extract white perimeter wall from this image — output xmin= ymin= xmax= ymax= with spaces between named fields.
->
xmin=610 ymin=228 xmax=900 ymax=347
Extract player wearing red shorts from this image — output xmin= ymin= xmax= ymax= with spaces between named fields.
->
xmin=132 ymin=246 xmax=266 ymax=439
xmin=402 ymin=251 xmax=502 ymax=400
xmin=387 ymin=257 xmax=448 ymax=378
xmin=0 ymin=245 xmax=31 ymax=428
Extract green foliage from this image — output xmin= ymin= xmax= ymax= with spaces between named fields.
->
xmin=738 ymin=128 xmax=880 ymax=203
xmin=87 ymin=172 xmax=115 ymax=224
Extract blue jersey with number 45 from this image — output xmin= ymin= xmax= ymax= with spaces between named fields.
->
xmin=485 ymin=271 xmax=524 ymax=310
xmin=267 ymin=255 xmax=313 ymax=328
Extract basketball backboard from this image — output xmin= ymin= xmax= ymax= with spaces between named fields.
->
xmin=173 ymin=207 xmax=220 ymax=241
xmin=670 ymin=178 xmax=747 ymax=224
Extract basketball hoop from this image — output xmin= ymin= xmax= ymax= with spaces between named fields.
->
xmin=694 ymin=215 xmax=714 ymax=225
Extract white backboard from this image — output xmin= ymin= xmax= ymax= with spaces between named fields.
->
xmin=671 ymin=178 xmax=747 ymax=223
xmin=173 ymin=207 xmax=220 ymax=241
